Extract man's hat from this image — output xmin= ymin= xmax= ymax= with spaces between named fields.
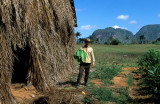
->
xmin=84 ymin=38 xmax=91 ymax=43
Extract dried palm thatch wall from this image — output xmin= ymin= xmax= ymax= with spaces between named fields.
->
xmin=0 ymin=0 xmax=77 ymax=103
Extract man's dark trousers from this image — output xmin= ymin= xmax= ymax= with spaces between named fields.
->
xmin=77 ymin=63 xmax=91 ymax=86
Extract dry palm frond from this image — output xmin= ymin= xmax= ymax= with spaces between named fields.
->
xmin=0 ymin=0 xmax=76 ymax=103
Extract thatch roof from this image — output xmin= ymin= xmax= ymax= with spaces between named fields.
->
xmin=0 ymin=0 xmax=77 ymax=103
xmin=70 ymin=0 xmax=78 ymax=27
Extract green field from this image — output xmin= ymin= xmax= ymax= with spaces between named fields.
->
xmin=76 ymin=44 xmax=160 ymax=67
xmin=75 ymin=44 xmax=160 ymax=104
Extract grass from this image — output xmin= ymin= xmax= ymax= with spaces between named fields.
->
xmin=128 ymin=76 xmax=134 ymax=86
xmin=84 ymin=85 xmax=129 ymax=104
xmin=76 ymin=44 xmax=160 ymax=67
xmin=89 ymin=64 xmax=121 ymax=85
xmin=88 ymin=86 xmax=114 ymax=102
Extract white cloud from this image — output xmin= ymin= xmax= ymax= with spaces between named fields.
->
xmin=129 ymin=20 xmax=137 ymax=24
xmin=117 ymin=15 xmax=129 ymax=20
xmin=158 ymin=14 xmax=160 ymax=17
xmin=80 ymin=25 xmax=97 ymax=30
xmin=75 ymin=8 xmax=83 ymax=12
xmin=113 ymin=25 xmax=128 ymax=30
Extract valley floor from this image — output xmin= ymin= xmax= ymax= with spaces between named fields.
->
xmin=11 ymin=44 xmax=160 ymax=104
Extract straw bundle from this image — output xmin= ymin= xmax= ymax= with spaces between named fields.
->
xmin=0 ymin=0 xmax=77 ymax=103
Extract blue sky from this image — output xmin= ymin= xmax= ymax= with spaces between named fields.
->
xmin=74 ymin=0 xmax=160 ymax=38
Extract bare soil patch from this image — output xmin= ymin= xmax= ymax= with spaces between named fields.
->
xmin=11 ymin=84 xmax=43 ymax=104
xmin=122 ymin=67 xmax=138 ymax=71
xmin=11 ymin=83 xmax=85 ymax=104
xmin=111 ymin=76 xmax=128 ymax=87
xmin=90 ymin=79 xmax=103 ymax=87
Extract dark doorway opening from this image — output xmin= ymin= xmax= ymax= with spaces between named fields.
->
xmin=12 ymin=45 xmax=31 ymax=84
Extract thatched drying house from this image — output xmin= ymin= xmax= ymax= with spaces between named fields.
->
xmin=0 ymin=0 xmax=77 ymax=103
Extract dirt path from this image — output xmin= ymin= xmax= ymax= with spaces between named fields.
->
xmin=111 ymin=67 xmax=154 ymax=104
xmin=111 ymin=67 xmax=137 ymax=88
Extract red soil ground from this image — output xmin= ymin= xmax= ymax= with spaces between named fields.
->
xmin=10 ymin=67 xmax=155 ymax=104
xmin=90 ymin=79 xmax=103 ymax=87
xmin=10 ymin=84 xmax=43 ymax=104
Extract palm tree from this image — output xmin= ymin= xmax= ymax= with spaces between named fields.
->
xmin=139 ymin=35 xmax=145 ymax=44
xmin=75 ymin=32 xmax=81 ymax=39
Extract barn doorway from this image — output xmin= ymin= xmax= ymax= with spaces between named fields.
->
xmin=11 ymin=45 xmax=31 ymax=84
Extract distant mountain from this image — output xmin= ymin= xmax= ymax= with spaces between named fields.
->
xmin=135 ymin=24 xmax=160 ymax=41
xmin=92 ymin=27 xmax=134 ymax=43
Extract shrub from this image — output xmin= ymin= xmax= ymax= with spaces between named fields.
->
xmin=131 ymin=39 xmax=139 ymax=44
xmin=110 ymin=39 xmax=121 ymax=45
xmin=155 ymin=41 xmax=160 ymax=45
xmin=138 ymin=49 xmax=160 ymax=97
xmin=104 ymin=39 xmax=121 ymax=45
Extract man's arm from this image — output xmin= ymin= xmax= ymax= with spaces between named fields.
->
xmin=91 ymin=48 xmax=95 ymax=68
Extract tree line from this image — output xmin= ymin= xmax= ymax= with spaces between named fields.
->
xmin=75 ymin=32 xmax=160 ymax=45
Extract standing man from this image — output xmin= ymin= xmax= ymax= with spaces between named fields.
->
xmin=76 ymin=38 xmax=95 ymax=88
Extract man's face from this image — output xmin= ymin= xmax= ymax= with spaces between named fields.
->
xmin=85 ymin=42 xmax=90 ymax=46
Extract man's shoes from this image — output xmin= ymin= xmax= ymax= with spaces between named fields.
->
xmin=76 ymin=84 xmax=80 ymax=88
xmin=84 ymin=83 xmax=88 ymax=86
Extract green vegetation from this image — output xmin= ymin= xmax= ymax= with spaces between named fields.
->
xmin=76 ymin=44 xmax=160 ymax=67
xmin=88 ymin=35 xmax=99 ymax=44
xmin=104 ymin=37 xmax=121 ymax=45
xmin=69 ymin=76 xmax=75 ymax=83
xmin=88 ymin=87 xmax=114 ymax=102
xmin=75 ymin=44 xmax=160 ymax=103
xmin=84 ymin=64 xmax=129 ymax=103
xmin=138 ymin=49 xmax=160 ymax=97
xmin=152 ymin=37 xmax=160 ymax=45
xmin=139 ymin=35 xmax=146 ymax=44
xmin=110 ymin=39 xmax=121 ymax=45
xmin=131 ymin=38 xmax=139 ymax=44
xmin=127 ymin=76 xmax=134 ymax=86
xmin=86 ymin=86 xmax=115 ymax=103
xmin=84 ymin=85 xmax=129 ymax=104
xmin=75 ymin=32 xmax=81 ymax=39
xmin=89 ymin=65 xmax=121 ymax=85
